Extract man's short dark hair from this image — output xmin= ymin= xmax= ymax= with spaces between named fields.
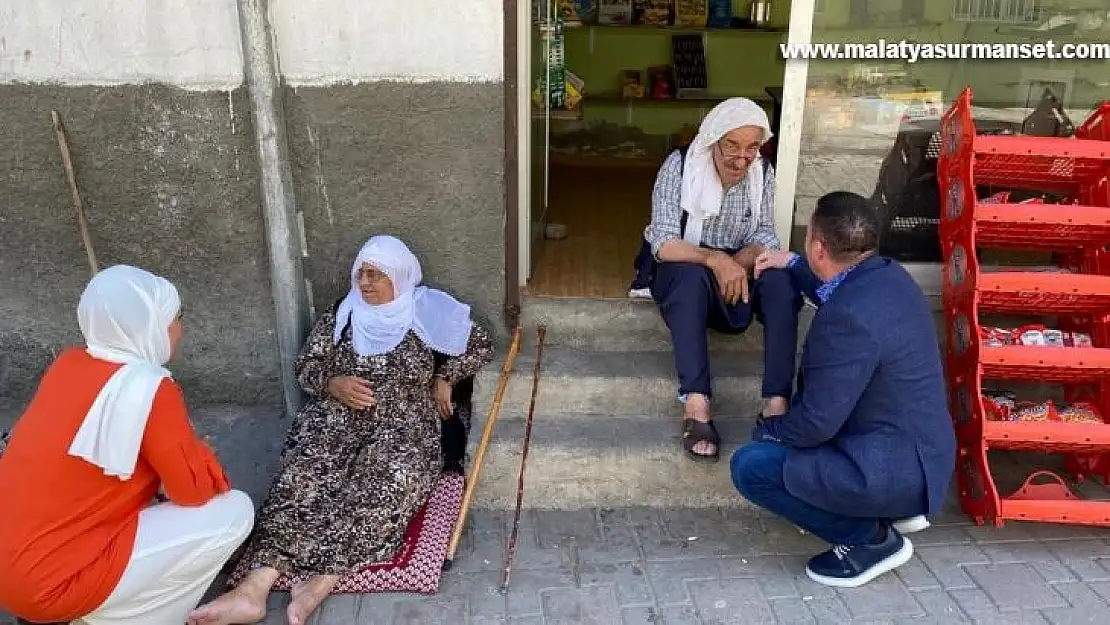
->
xmin=810 ymin=191 xmax=880 ymax=261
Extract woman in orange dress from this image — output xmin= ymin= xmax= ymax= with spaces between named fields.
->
xmin=0 ymin=265 xmax=255 ymax=625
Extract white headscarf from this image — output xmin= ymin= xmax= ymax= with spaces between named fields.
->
xmin=680 ymin=98 xmax=773 ymax=246
xmin=334 ymin=235 xmax=473 ymax=357
xmin=70 ymin=265 xmax=181 ymax=480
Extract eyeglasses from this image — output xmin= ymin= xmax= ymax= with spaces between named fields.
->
xmin=716 ymin=140 xmax=761 ymax=160
xmin=359 ymin=267 xmax=390 ymax=283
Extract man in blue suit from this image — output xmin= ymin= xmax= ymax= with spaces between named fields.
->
xmin=732 ymin=191 xmax=955 ymax=588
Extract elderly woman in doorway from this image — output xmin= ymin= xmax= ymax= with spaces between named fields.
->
xmin=191 ymin=235 xmax=494 ymax=625
xmin=630 ymin=97 xmax=804 ymax=462
xmin=0 ymin=265 xmax=254 ymax=625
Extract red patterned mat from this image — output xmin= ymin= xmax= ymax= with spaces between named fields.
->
xmin=228 ymin=472 xmax=464 ymax=594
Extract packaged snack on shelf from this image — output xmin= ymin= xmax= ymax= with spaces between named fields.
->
xmin=564 ymin=71 xmax=585 ymax=111
xmin=1013 ymin=400 xmax=1054 ymax=422
xmin=707 ymin=0 xmax=732 ymax=28
xmin=674 ymin=0 xmax=708 ymax=27
xmin=1017 ymin=325 xmax=1047 ymax=346
xmin=981 ymin=327 xmax=1015 ymax=346
xmin=978 ymin=191 xmax=1011 ymax=204
xmin=1043 ymin=329 xmax=1066 ymax=347
xmin=1058 ymin=401 xmax=1104 ymax=424
xmin=558 ymin=0 xmax=598 ymax=22
xmin=983 ymin=391 xmax=1017 ymax=420
xmin=1069 ymin=332 xmax=1093 ymax=347
xmin=598 ymin=0 xmax=633 ymax=24
xmin=633 ymin=0 xmax=671 ymax=25
xmin=980 ymin=325 xmax=1094 ymax=348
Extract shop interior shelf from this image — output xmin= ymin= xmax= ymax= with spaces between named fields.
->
xmin=971 ymin=136 xmax=1110 ymax=191
xmin=980 ymin=346 xmax=1110 ymax=382
xmin=974 ymin=203 xmax=1110 ymax=250
xmin=983 ymin=420 xmax=1110 ymax=453
xmin=976 ymin=272 xmax=1110 ymax=314
xmin=998 ymin=498 xmax=1110 ymax=527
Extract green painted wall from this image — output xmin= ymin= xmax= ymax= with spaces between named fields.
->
xmin=550 ymin=0 xmax=793 ymax=136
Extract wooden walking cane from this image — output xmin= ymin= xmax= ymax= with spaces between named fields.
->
xmin=52 ymin=110 xmax=100 ymax=276
xmin=443 ymin=325 xmax=524 ymax=570
xmin=500 ymin=325 xmax=546 ymax=594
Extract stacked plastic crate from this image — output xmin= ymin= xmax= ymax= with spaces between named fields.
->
xmin=940 ymin=87 xmax=1110 ymax=527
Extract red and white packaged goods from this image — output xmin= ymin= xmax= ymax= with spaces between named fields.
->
xmin=980 ymin=325 xmax=1092 ymax=348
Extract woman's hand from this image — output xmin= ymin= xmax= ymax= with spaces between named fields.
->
xmin=433 ymin=377 xmax=454 ymax=420
xmin=708 ymin=252 xmax=749 ymax=305
xmin=326 ymin=376 xmax=375 ymax=410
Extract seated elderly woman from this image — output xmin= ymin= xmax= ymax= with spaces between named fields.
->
xmin=630 ymin=97 xmax=804 ymax=462
xmin=0 ymin=265 xmax=254 ymax=625
xmin=190 ymin=235 xmax=494 ymax=625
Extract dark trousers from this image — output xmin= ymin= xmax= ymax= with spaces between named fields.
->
xmin=731 ymin=442 xmax=881 ymax=546
xmin=652 ymin=262 xmax=801 ymax=399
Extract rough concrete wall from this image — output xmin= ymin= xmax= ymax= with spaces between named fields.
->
xmin=0 ymin=0 xmax=509 ymax=407
xmin=0 ymin=2 xmax=280 ymax=406
xmin=271 ymin=0 xmax=507 ymax=337
xmin=284 ymin=84 xmax=506 ymax=335
xmin=0 ymin=85 xmax=279 ymax=405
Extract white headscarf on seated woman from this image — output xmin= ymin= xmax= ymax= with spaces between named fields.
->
xmin=679 ymin=97 xmax=774 ymax=247
xmin=70 ymin=264 xmax=181 ymax=480
xmin=333 ymin=235 xmax=474 ymax=357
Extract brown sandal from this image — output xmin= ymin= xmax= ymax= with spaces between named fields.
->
xmin=682 ymin=419 xmax=720 ymax=463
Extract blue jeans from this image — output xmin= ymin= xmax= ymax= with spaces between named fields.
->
xmin=731 ymin=442 xmax=881 ymax=546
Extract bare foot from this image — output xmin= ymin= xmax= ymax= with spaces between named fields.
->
xmin=684 ymin=393 xmax=716 ymax=456
xmin=188 ymin=568 xmax=278 ymax=625
xmin=186 ymin=588 xmax=267 ymax=625
xmin=286 ymin=575 xmax=339 ymax=625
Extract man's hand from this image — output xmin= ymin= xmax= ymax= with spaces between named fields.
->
xmin=708 ymin=252 xmax=749 ymax=305
xmin=753 ymin=250 xmax=796 ymax=279
xmin=327 ymin=375 xmax=376 ymax=410
xmin=732 ymin=245 xmax=764 ymax=273
xmin=433 ymin=377 xmax=454 ymax=419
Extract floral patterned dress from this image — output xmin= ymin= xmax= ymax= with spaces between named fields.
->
xmin=243 ymin=310 xmax=494 ymax=576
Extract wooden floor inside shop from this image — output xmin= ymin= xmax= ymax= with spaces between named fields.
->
xmin=527 ymin=163 xmax=656 ymax=298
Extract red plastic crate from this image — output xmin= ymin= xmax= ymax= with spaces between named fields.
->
xmin=973 ymin=203 xmax=1110 ymax=250
xmin=972 ymin=136 xmax=1110 ymax=191
xmin=941 ymin=88 xmax=1110 ymax=528
xmin=980 ymin=346 xmax=1110 ymax=382
xmin=977 ymin=273 xmax=1110 ymax=315
xmin=940 ymin=87 xmax=1110 ymax=194
xmin=1076 ymin=103 xmax=1110 ymax=142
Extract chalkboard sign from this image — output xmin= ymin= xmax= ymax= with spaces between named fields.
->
xmin=671 ymin=33 xmax=708 ymax=99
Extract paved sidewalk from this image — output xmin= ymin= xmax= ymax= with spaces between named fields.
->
xmin=11 ymin=503 xmax=1110 ymax=624
xmin=240 ymin=506 xmax=1109 ymax=624
xmin=6 ymin=404 xmax=1110 ymax=623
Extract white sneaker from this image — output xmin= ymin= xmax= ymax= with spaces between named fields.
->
xmin=628 ymin=287 xmax=652 ymax=299
xmin=892 ymin=515 xmax=930 ymax=534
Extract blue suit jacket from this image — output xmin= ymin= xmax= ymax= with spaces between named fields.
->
xmin=753 ymin=255 xmax=956 ymax=519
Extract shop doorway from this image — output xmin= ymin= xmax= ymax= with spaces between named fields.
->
xmin=517 ymin=0 xmax=791 ymax=299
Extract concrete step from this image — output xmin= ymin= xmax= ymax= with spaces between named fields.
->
xmin=520 ymin=295 xmax=814 ymax=353
xmin=473 ymin=343 xmax=766 ymax=418
xmin=469 ymin=296 xmax=955 ymax=512
xmin=521 ymin=292 xmax=951 ymax=354
xmin=466 ymin=411 xmax=756 ymax=510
